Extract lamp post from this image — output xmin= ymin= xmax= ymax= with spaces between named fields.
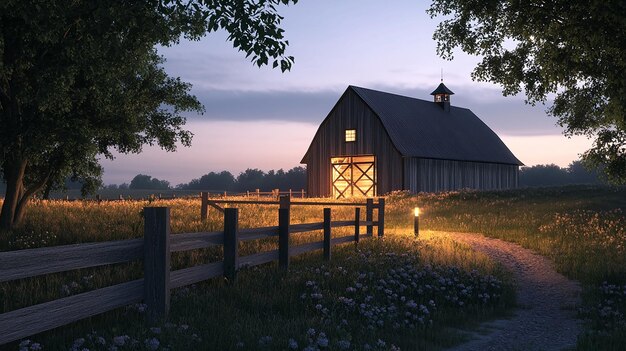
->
xmin=414 ymin=207 xmax=420 ymax=237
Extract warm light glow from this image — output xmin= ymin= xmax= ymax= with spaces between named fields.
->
xmin=414 ymin=207 xmax=420 ymax=217
xmin=345 ymin=129 xmax=356 ymax=142
xmin=331 ymin=155 xmax=376 ymax=199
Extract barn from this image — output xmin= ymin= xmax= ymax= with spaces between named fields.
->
xmin=300 ymin=83 xmax=523 ymax=198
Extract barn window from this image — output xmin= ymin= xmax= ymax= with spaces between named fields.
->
xmin=345 ymin=129 xmax=356 ymax=142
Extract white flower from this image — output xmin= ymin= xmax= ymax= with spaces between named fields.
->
xmin=113 ymin=336 xmax=128 ymax=346
xmin=145 ymin=338 xmax=160 ymax=351
xmin=316 ymin=332 xmax=329 ymax=348
xmin=288 ymin=338 xmax=299 ymax=349
xmin=337 ymin=340 xmax=351 ymax=350
xmin=19 ymin=340 xmax=31 ymax=348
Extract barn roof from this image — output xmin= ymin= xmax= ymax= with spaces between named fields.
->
xmin=430 ymin=82 xmax=455 ymax=95
xmin=347 ymin=86 xmax=523 ymax=165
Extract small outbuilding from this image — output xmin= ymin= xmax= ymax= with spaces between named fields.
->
xmin=300 ymin=83 xmax=523 ymax=198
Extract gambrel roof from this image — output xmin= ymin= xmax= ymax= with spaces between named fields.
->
xmin=328 ymin=86 xmax=523 ymax=165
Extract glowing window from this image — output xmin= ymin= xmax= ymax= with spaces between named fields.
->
xmin=345 ymin=129 xmax=356 ymax=142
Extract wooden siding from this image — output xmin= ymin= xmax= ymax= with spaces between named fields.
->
xmin=403 ymin=158 xmax=519 ymax=192
xmin=303 ymin=89 xmax=403 ymax=197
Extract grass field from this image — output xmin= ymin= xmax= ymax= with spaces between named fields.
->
xmin=382 ymin=185 xmax=626 ymax=350
xmin=0 ymin=197 xmax=514 ymax=351
xmin=2 ymin=185 xmax=625 ymax=350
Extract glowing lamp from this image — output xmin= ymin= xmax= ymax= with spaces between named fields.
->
xmin=413 ymin=207 xmax=420 ymax=237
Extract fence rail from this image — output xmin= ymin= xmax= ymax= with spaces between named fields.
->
xmin=43 ymin=188 xmax=307 ymax=202
xmin=201 ymin=194 xmax=385 ymax=237
xmin=0 ymin=198 xmax=384 ymax=345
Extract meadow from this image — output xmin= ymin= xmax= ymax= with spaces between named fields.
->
xmin=383 ymin=185 xmax=626 ymax=350
xmin=1 ymin=185 xmax=625 ymax=350
xmin=0 ymin=197 xmax=513 ymax=351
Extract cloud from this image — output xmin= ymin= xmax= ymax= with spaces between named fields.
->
xmin=185 ymin=85 xmax=562 ymax=136
xmin=189 ymin=89 xmax=338 ymax=124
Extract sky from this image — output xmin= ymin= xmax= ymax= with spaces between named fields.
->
xmin=100 ymin=0 xmax=592 ymax=185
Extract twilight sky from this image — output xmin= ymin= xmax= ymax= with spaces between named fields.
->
xmin=100 ymin=0 xmax=592 ymax=185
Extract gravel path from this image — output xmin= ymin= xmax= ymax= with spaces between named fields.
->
xmin=434 ymin=231 xmax=582 ymax=351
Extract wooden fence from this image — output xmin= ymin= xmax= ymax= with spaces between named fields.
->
xmin=201 ymin=194 xmax=385 ymax=236
xmin=49 ymin=189 xmax=307 ymax=202
xmin=0 ymin=200 xmax=384 ymax=345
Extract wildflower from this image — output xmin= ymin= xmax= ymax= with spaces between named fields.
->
xmin=316 ymin=332 xmax=329 ymax=348
xmin=19 ymin=340 xmax=31 ymax=348
xmin=288 ymin=338 xmax=299 ymax=349
xmin=72 ymin=338 xmax=85 ymax=350
xmin=113 ymin=336 xmax=128 ymax=346
xmin=150 ymin=327 xmax=162 ymax=334
xmin=145 ymin=338 xmax=160 ymax=351
xmin=258 ymin=335 xmax=273 ymax=346
xmin=337 ymin=340 xmax=350 ymax=350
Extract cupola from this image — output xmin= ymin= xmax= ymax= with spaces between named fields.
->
xmin=430 ymin=81 xmax=454 ymax=112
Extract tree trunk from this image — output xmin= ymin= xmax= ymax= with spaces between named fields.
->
xmin=0 ymin=158 xmax=27 ymax=230
xmin=13 ymin=174 xmax=49 ymax=225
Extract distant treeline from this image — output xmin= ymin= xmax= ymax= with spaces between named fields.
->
xmin=0 ymin=162 xmax=607 ymax=196
xmin=519 ymin=161 xmax=604 ymax=187
xmin=102 ymin=167 xmax=307 ymax=192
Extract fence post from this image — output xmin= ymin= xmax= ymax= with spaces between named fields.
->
xmin=279 ymin=195 xmax=291 ymax=210
xmin=143 ymin=207 xmax=171 ymax=323
xmin=279 ymin=207 xmax=290 ymax=269
xmin=354 ymin=207 xmax=360 ymax=243
xmin=377 ymin=198 xmax=385 ymax=237
xmin=301 ymin=189 xmax=305 ymax=198
xmin=256 ymin=189 xmax=260 ymax=200
xmin=366 ymin=198 xmax=373 ymax=236
xmin=289 ymin=189 xmax=293 ymax=197
xmin=200 ymin=192 xmax=208 ymax=221
xmin=95 ymin=194 xmax=101 ymax=202
xmin=223 ymin=208 xmax=239 ymax=282
xmin=323 ymin=208 xmax=331 ymax=261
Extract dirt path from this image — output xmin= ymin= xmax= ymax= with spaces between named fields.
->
xmin=434 ymin=231 xmax=582 ymax=351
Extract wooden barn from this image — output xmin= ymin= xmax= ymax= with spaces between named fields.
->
xmin=300 ymin=84 xmax=523 ymax=198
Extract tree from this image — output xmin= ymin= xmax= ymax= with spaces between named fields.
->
xmin=236 ymin=169 xmax=265 ymax=191
xmin=519 ymin=164 xmax=569 ymax=187
xmin=519 ymin=161 xmax=604 ymax=187
xmin=0 ymin=0 xmax=297 ymax=229
xmin=129 ymin=174 xmax=171 ymax=190
xmin=177 ymin=171 xmax=236 ymax=191
xmin=428 ymin=0 xmax=626 ymax=183
xmin=567 ymin=160 xmax=603 ymax=184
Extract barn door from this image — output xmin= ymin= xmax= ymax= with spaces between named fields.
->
xmin=331 ymin=155 xmax=376 ymax=199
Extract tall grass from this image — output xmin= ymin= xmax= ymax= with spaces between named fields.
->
xmin=382 ymin=185 xmax=626 ymax=350
xmin=0 ymin=197 xmax=514 ymax=350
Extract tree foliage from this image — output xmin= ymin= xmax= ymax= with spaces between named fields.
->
xmin=520 ymin=160 xmax=604 ymax=187
xmin=176 ymin=167 xmax=306 ymax=191
xmin=428 ymin=0 xmax=626 ymax=183
xmin=0 ymin=0 xmax=297 ymax=229
xmin=129 ymin=174 xmax=171 ymax=190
